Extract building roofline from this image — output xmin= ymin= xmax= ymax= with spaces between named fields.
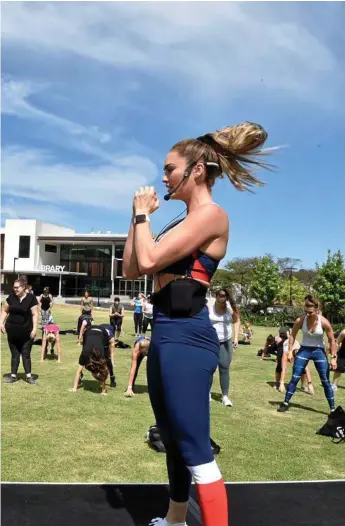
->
xmin=37 ymin=235 xmax=127 ymax=242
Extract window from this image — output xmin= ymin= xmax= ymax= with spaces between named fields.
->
xmin=115 ymin=244 xmax=124 ymax=259
xmin=19 ymin=236 xmax=30 ymax=258
xmin=45 ymin=244 xmax=57 ymax=253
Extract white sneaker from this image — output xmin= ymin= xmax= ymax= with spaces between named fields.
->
xmin=148 ymin=519 xmax=188 ymax=526
xmin=332 ymin=384 xmax=338 ymax=391
xmin=209 ymin=393 xmax=212 ymax=402
xmin=222 ymin=395 xmax=233 ymax=407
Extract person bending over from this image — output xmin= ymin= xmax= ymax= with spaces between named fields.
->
xmin=72 ymin=324 xmax=116 ymax=394
xmin=41 ymin=323 xmax=62 ymax=362
xmin=125 ymin=336 xmax=151 ymax=397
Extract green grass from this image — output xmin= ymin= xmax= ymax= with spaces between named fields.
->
xmin=1 ymin=304 xmax=345 ymax=483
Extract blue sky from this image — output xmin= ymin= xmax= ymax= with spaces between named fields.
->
xmin=2 ymin=1 xmax=344 ymax=270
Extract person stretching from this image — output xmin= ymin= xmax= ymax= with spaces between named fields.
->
xmin=41 ymin=323 xmax=61 ymax=362
xmin=278 ymin=295 xmax=337 ymax=413
xmin=72 ymin=324 xmax=116 ymax=394
xmin=124 ymin=336 xmax=151 ymax=397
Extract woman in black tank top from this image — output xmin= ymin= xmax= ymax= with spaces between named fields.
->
xmin=39 ymin=287 xmax=53 ymax=327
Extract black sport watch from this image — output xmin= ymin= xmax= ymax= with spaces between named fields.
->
xmin=133 ymin=214 xmax=150 ymax=225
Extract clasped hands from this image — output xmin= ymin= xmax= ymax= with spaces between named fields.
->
xmin=133 ymin=186 xmax=160 ymax=216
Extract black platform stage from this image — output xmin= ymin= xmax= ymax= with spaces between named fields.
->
xmin=2 ymin=481 xmax=344 ymax=526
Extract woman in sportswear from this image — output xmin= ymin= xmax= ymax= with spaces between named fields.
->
xmin=124 ymin=336 xmax=151 ymax=397
xmin=109 ymin=296 xmax=125 ymax=339
xmin=278 ymin=295 xmax=337 ymax=413
xmin=41 ymin=323 xmax=62 ymax=362
xmin=71 ymin=324 xmax=116 ymax=394
xmin=38 ymin=287 xmax=54 ymax=327
xmin=123 ymin=121 xmax=271 ymax=526
xmin=208 ymin=288 xmax=240 ymax=407
xmin=131 ymin=293 xmax=144 ymax=336
xmin=1 ymin=278 xmax=38 ymax=384
xmin=142 ymin=295 xmax=154 ymax=335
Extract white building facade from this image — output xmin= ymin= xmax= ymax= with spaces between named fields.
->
xmin=1 ymin=219 xmax=152 ymax=299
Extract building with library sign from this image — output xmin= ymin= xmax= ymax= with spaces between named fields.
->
xmin=1 ymin=219 xmax=152 ymax=299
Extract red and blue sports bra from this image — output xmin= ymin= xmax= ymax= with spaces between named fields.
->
xmin=155 ymin=218 xmax=220 ymax=283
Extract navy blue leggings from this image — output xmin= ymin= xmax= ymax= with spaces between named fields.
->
xmin=147 ymin=306 xmax=220 ymax=503
xmin=284 ymin=346 xmax=335 ymax=410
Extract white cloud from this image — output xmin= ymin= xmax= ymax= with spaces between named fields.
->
xmin=2 ymin=2 xmax=342 ymax=107
xmin=1 ymin=200 xmax=72 ymax=228
xmin=2 ymin=79 xmax=111 ymax=144
xmin=2 ymin=146 xmax=159 ymax=211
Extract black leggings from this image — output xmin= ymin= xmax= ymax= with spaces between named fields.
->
xmin=134 ymin=313 xmax=143 ymax=334
xmin=8 ymin=337 xmax=33 ymax=375
xmin=142 ymin=316 xmax=153 ymax=334
xmin=107 ymin=358 xmax=114 ymax=378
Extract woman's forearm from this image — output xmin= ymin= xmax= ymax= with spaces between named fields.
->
xmin=1 ymin=309 xmax=8 ymax=326
xmin=133 ymin=221 xmax=156 ymax=274
xmin=280 ymin=353 xmax=288 ymax=384
xmin=233 ymin=320 xmax=240 ymax=341
xmin=123 ymin=215 xmax=141 ymax=279
xmin=127 ymin=359 xmax=138 ymax=388
xmin=32 ymin=312 xmax=38 ymax=332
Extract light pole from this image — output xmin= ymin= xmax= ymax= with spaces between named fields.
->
xmin=284 ymin=266 xmax=296 ymax=306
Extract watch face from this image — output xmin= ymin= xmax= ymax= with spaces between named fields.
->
xmin=135 ymin=214 xmax=147 ymax=223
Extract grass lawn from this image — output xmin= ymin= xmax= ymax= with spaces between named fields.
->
xmin=1 ymin=304 xmax=344 ymax=483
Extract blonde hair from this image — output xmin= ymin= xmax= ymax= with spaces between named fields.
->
xmin=171 ymin=121 xmax=274 ymax=192
xmin=139 ymin=338 xmax=150 ymax=355
xmin=47 ymin=333 xmax=56 ymax=344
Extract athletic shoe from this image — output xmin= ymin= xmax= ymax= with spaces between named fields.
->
xmin=4 ymin=375 xmax=17 ymax=383
xmin=332 ymin=384 xmax=338 ymax=391
xmin=209 ymin=393 xmax=212 ymax=402
xmin=26 ymin=376 xmax=36 ymax=385
xmin=277 ymin=403 xmax=289 ymax=412
xmin=222 ymin=395 xmax=233 ymax=407
xmin=110 ymin=376 xmax=116 ymax=388
xmin=148 ymin=519 xmax=188 ymax=526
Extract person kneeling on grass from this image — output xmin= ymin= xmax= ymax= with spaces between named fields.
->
xmin=41 ymin=323 xmax=61 ymax=362
xmin=71 ymin=324 xmax=116 ymax=395
xmin=124 ymin=336 xmax=151 ymax=397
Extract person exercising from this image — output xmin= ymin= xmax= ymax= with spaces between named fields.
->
xmin=124 ymin=336 xmax=151 ymax=397
xmin=72 ymin=324 xmax=116 ymax=394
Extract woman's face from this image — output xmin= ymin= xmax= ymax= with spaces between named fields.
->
xmin=162 ymin=151 xmax=203 ymax=200
xmin=305 ymin=305 xmax=316 ymax=317
xmin=216 ymin=291 xmax=227 ymax=305
xmin=13 ymin=282 xmax=25 ymax=297
xmin=84 ymin=291 xmax=89 ymax=298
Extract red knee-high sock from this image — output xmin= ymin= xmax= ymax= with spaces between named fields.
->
xmin=195 ymin=478 xmax=228 ymax=526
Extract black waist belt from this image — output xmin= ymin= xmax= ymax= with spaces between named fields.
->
xmin=151 ymin=278 xmax=207 ymax=318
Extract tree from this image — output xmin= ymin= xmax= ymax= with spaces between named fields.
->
xmin=293 ymin=268 xmax=317 ymax=292
xmin=277 ymin=257 xmax=302 ymax=272
xmin=250 ymin=256 xmax=283 ymax=310
xmin=275 ymin=276 xmax=307 ymax=306
xmin=224 ymin=257 xmax=260 ymax=305
xmin=210 ymin=269 xmax=235 ymax=294
xmin=313 ymin=250 xmax=345 ymax=323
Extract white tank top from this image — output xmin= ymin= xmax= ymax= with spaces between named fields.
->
xmin=301 ymin=314 xmax=324 ymax=347
xmin=209 ymin=303 xmax=232 ymax=343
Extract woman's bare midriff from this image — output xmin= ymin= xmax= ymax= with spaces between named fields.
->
xmin=154 ymin=274 xmax=210 ymax=293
